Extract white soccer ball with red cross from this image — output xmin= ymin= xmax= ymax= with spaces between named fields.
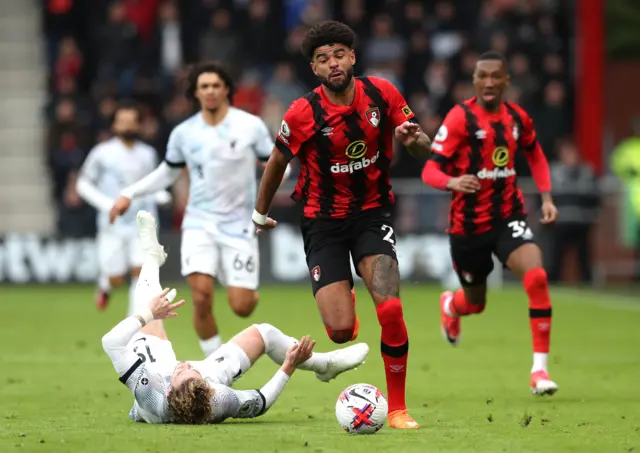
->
xmin=335 ymin=383 xmax=388 ymax=434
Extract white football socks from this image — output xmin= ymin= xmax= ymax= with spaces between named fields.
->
xmin=254 ymin=323 xmax=329 ymax=372
xmin=133 ymin=259 xmax=161 ymax=314
xmin=200 ymin=335 xmax=222 ymax=357
xmin=532 ymin=352 xmax=548 ymax=373
xmin=98 ymin=274 xmax=111 ymax=293
xmin=127 ymin=276 xmax=139 ymax=317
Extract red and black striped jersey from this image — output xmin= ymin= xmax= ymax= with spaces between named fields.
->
xmin=431 ymin=97 xmax=540 ymax=236
xmin=275 ymin=76 xmax=415 ymax=219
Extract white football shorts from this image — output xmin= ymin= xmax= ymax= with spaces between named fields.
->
xmin=189 ymin=341 xmax=251 ymax=386
xmin=97 ymin=230 xmax=144 ymax=277
xmin=180 ymin=228 xmax=259 ymax=290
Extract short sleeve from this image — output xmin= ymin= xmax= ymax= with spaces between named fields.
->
xmin=165 ymin=128 xmax=186 ymax=168
xmin=430 ymin=105 xmax=467 ymax=165
xmin=373 ymin=77 xmax=416 ymax=128
xmin=252 ymin=118 xmax=274 ymax=161
xmin=274 ymin=99 xmax=314 ymax=160
xmin=79 ymin=147 xmax=102 ymax=181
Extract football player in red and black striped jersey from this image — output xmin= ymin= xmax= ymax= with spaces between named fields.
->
xmin=253 ymin=21 xmax=432 ymax=429
xmin=422 ymin=51 xmax=559 ymax=396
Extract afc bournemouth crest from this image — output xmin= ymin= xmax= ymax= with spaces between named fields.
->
xmin=311 ymin=265 xmax=321 ymax=282
xmin=365 ymin=107 xmax=380 ymax=128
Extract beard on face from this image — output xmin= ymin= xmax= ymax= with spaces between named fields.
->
xmin=116 ymin=131 xmax=139 ymax=141
xmin=318 ymin=66 xmax=354 ymax=93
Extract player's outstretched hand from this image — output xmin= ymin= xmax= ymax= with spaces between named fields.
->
xmin=281 ymin=336 xmax=316 ymax=375
xmin=394 ymin=121 xmax=421 ymax=146
xmin=149 ymin=288 xmax=185 ymax=320
xmin=446 ymin=175 xmax=481 ymax=193
xmin=109 ymin=195 xmax=132 ymax=224
xmin=254 ymin=217 xmax=278 ymax=235
xmin=540 ymin=200 xmax=559 ymax=224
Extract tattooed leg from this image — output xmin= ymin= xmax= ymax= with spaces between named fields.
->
xmin=358 ymin=254 xmax=400 ymax=305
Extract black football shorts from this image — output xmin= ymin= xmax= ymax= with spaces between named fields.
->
xmin=300 ymin=208 xmax=398 ymax=295
xmin=449 ymin=213 xmax=537 ymax=287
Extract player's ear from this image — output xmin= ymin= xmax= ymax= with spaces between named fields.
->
xmin=349 ymin=49 xmax=356 ymax=65
xmin=309 ymin=60 xmax=318 ymax=76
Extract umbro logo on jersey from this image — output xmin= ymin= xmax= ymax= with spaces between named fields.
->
xmin=321 ymin=127 xmax=333 ymax=136
xmin=475 ymin=130 xmax=487 ymax=139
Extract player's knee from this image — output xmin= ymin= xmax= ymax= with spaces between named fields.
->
xmin=326 ymin=328 xmax=354 ymax=344
xmin=229 ymin=290 xmax=258 ymax=318
xmin=192 ymin=290 xmax=213 ymax=317
xmin=109 ymin=275 xmax=125 ymax=288
xmin=468 ymin=303 xmax=485 ymax=314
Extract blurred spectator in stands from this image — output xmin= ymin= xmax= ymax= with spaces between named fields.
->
xmin=242 ymin=0 xmax=285 ymax=75
xmin=533 ymin=80 xmax=570 ymax=161
xmin=49 ymin=131 xmax=94 ymax=237
xmin=509 ymin=52 xmax=538 ymax=106
xmin=260 ymin=95 xmax=287 ymax=139
xmin=266 ymin=61 xmax=307 ymax=109
xmin=235 ymin=69 xmax=266 ymax=116
xmin=547 ymin=138 xmax=600 ymax=283
xmin=95 ymin=0 xmax=140 ymax=95
xmin=364 ymin=13 xmax=405 ymax=76
xmin=427 ymin=1 xmax=463 ymax=61
xmin=43 ymin=0 xmax=77 ymax=68
xmin=54 ymin=37 xmax=82 ymax=90
xmin=149 ymin=0 xmax=183 ymax=82
xmin=47 ymin=98 xmax=89 ymax=159
xmin=199 ymin=9 xmax=240 ymax=70
xmin=338 ymin=0 xmax=368 ymax=42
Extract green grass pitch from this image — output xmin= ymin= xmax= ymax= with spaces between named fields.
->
xmin=1 ymin=283 xmax=638 ymax=453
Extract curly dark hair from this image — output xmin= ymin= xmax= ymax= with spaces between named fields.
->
xmin=167 ymin=377 xmax=214 ymax=425
xmin=301 ymin=20 xmax=357 ymax=60
xmin=186 ymin=61 xmax=236 ymax=105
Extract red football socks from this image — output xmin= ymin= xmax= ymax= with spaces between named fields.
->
xmin=451 ymin=289 xmax=485 ymax=316
xmin=523 ymin=268 xmax=552 ymax=353
xmin=375 ymin=298 xmax=409 ymax=413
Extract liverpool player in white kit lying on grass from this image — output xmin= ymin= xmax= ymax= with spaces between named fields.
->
xmin=102 ymin=211 xmax=368 ymax=424
xmin=109 ymin=62 xmax=290 ymax=358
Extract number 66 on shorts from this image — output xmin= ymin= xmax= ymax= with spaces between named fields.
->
xmin=180 ymin=229 xmax=260 ymax=290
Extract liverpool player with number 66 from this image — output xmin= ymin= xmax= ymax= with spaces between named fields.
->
xmin=253 ymin=21 xmax=432 ymax=428
xmin=422 ymin=51 xmax=559 ymax=396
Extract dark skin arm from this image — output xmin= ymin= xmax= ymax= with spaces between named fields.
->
xmin=253 ymin=147 xmax=288 ymax=232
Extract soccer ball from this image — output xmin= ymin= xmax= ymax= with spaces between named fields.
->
xmin=335 ymin=383 xmax=388 ymax=434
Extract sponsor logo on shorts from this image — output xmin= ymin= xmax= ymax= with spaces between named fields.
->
xmin=331 ymin=150 xmax=380 ymax=174
xmin=311 ymin=265 xmax=321 ymax=282
xmin=462 ymin=271 xmax=473 ymax=284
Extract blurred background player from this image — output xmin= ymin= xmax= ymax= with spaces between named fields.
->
xmin=109 ymin=62 xmax=290 ymax=357
xmin=253 ymin=21 xmax=431 ymax=429
xmin=76 ymin=100 xmax=171 ymax=313
xmin=102 ymin=211 xmax=369 ymax=424
xmin=422 ymin=51 xmax=559 ymax=395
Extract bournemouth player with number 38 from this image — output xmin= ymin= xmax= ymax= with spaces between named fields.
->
xmin=253 ymin=21 xmax=432 ymax=429
xmin=422 ymin=51 xmax=560 ymax=396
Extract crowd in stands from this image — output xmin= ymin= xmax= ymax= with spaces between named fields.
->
xmin=42 ymin=0 xmax=573 ymax=237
